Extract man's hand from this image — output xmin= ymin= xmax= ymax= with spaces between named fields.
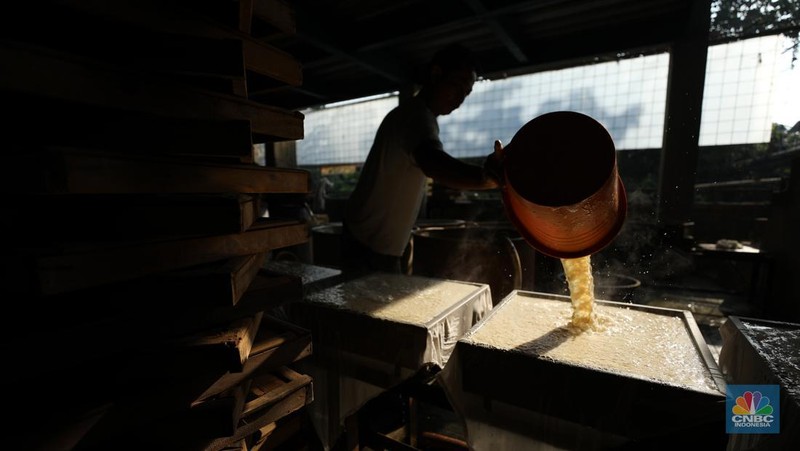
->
xmin=483 ymin=140 xmax=505 ymax=188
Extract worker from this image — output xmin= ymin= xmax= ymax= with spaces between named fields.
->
xmin=341 ymin=44 xmax=503 ymax=274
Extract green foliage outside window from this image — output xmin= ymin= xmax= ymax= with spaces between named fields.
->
xmin=710 ymin=0 xmax=800 ymax=64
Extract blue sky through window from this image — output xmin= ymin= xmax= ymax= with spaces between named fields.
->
xmin=297 ymin=35 xmax=798 ymax=166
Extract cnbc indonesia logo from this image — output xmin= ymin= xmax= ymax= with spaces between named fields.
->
xmin=727 ymin=385 xmax=780 ymax=434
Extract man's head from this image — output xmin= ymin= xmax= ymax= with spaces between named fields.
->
xmin=425 ymin=44 xmax=478 ymax=116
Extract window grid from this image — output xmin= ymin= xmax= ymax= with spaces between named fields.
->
xmin=297 ymin=35 xmax=792 ymax=166
xmin=297 ymin=96 xmax=397 ymax=166
xmin=699 ymin=35 xmax=782 ymax=146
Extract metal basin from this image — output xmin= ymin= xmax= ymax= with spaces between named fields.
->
xmin=411 ymin=226 xmax=526 ymax=303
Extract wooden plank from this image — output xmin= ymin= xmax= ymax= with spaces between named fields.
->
xmin=9 ymin=219 xmax=308 ymax=295
xmin=129 ymin=34 xmax=244 ymax=80
xmin=140 ymin=311 xmax=267 ymax=375
xmin=65 ymin=387 xmax=241 ymax=450
xmin=172 ymin=311 xmax=264 ymax=374
xmin=240 ymin=39 xmax=302 ymax=88
xmin=239 ymin=0 xmax=254 ymax=34
xmin=0 ymin=263 xmax=307 ymax=371
xmin=56 ymin=0 xmax=302 ymax=86
xmin=0 ymin=304 xmax=281 ymax=388
xmin=0 ymin=311 xmax=268 ymax=419
xmin=249 ymin=414 xmax=304 ymax=451
xmin=1 ymin=267 xmax=277 ymax=389
xmin=146 ymin=266 xmax=305 ymax=337
xmin=154 ymin=384 xmax=248 ymax=440
xmin=0 ymin=254 xmax=269 ymax=350
xmin=242 ymin=367 xmax=312 ymax=417
xmin=231 ymin=254 xmax=270 ymax=305
xmin=8 ymin=5 xmax=247 ymax=81
xmin=218 ymin=441 xmax=248 ymax=451
xmin=86 ymin=367 xmax=312 ymax=450
xmin=201 ymin=368 xmax=312 ymax=451
xmin=169 ymin=253 xmax=269 ymax=307
xmin=6 ymin=148 xmax=310 ymax=194
xmin=62 ymin=355 xmax=254 ymax=449
xmin=262 ymin=260 xmax=345 ymax=295
xmin=194 ymin=315 xmax=312 ymax=404
xmin=5 ymin=194 xmax=259 ymax=241
xmin=0 ymin=41 xmax=303 ymax=140
xmin=212 ymin=269 xmax=304 ymax=319
xmin=6 ymin=94 xmax=254 ymax=161
xmin=7 ymin=252 xmax=264 ymax=323
xmin=252 ymin=0 xmax=296 ymax=35
xmin=83 ymin=371 xmax=310 ymax=450
xmin=2 ymin=316 xmax=283 ymax=448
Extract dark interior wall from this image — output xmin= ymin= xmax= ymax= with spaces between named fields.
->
xmin=761 ymin=156 xmax=800 ymax=322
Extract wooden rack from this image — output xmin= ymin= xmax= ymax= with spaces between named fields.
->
xmin=2 ymin=0 xmax=315 ymax=448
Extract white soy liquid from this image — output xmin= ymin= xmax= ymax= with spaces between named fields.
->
xmin=467 ymin=293 xmax=720 ymax=393
xmin=306 ymin=273 xmax=480 ymax=325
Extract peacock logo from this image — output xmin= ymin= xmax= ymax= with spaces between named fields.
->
xmin=727 ymin=385 xmax=780 ymax=434
xmin=732 ymin=391 xmax=773 ymax=416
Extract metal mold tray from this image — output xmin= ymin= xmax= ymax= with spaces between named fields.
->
xmin=288 ymin=273 xmax=492 ymax=372
xmin=720 ymin=316 xmax=800 ymax=393
xmin=719 ymin=316 xmax=800 ymax=450
xmin=442 ymin=290 xmax=727 ymax=446
xmin=287 ymin=273 xmax=492 ymax=449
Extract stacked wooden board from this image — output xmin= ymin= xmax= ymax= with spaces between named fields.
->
xmin=1 ymin=1 xmax=315 ymax=449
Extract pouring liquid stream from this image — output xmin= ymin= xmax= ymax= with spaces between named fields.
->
xmin=561 ymin=256 xmax=601 ymax=332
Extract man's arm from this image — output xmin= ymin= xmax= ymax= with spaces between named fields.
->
xmin=413 ymin=139 xmax=499 ymax=190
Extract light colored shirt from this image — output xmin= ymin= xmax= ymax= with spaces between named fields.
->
xmin=345 ymin=96 xmax=439 ymax=256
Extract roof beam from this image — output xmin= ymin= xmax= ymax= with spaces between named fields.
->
xmin=358 ymin=0 xmax=561 ymax=52
xmin=293 ymin=7 xmax=405 ymax=84
xmin=462 ymin=0 xmax=528 ymax=63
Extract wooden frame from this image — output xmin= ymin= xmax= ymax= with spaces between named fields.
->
xmin=200 ymin=366 xmax=313 ymax=451
xmin=5 ymin=194 xmax=260 ymax=240
xmin=11 ymin=219 xmax=307 ymax=295
xmin=55 ymin=0 xmax=302 ymax=87
xmin=1 ymin=42 xmax=303 ymax=140
xmin=8 ymin=148 xmax=310 ymax=194
xmin=6 ymin=94 xmax=255 ymax=161
xmin=194 ymin=315 xmax=312 ymax=404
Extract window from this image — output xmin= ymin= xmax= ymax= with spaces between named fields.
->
xmin=700 ymin=35 xmax=793 ymax=146
xmin=297 ymin=37 xmax=797 ymax=166
xmin=297 ymin=95 xmax=397 ymax=166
